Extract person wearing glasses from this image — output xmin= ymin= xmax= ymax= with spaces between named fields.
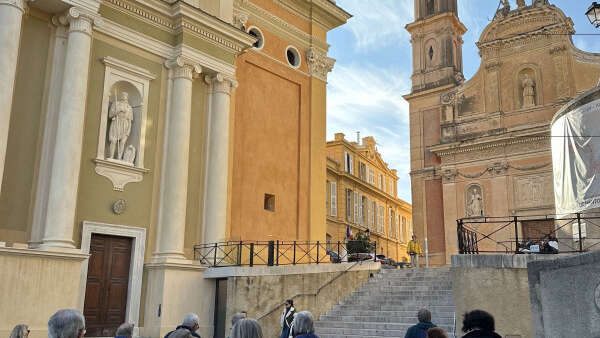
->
xmin=9 ymin=324 xmax=29 ymax=338
xmin=279 ymin=299 xmax=296 ymax=338
xmin=48 ymin=309 xmax=86 ymax=338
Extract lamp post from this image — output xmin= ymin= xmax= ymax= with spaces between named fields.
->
xmin=587 ymin=2 xmax=600 ymax=28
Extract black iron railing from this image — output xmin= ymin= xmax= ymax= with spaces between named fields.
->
xmin=457 ymin=213 xmax=600 ymax=254
xmin=193 ymin=240 xmax=378 ymax=267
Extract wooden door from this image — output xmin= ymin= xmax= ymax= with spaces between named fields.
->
xmin=84 ymin=234 xmax=132 ymax=337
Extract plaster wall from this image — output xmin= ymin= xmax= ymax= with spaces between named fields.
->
xmin=207 ymin=262 xmax=380 ymax=338
xmin=0 ymin=248 xmax=87 ymax=338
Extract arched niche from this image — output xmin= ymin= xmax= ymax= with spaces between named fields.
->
xmin=514 ymin=64 xmax=543 ymax=110
xmin=465 ymin=183 xmax=484 ymax=217
xmin=94 ymin=57 xmax=155 ymax=191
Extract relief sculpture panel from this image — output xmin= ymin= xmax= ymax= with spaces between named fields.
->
xmin=513 ymin=173 xmax=554 ymax=210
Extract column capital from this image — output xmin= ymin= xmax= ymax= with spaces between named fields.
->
xmin=54 ymin=7 xmax=102 ymax=36
xmin=0 ymin=0 xmax=28 ymax=12
xmin=165 ymin=56 xmax=202 ymax=80
xmin=306 ymin=47 xmax=335 ymax=82
xmin=204 ymin=73 xmax=238 ymax=94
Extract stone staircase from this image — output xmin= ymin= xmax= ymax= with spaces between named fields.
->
xmin=315 ymin=267 xmax=456 ymax=338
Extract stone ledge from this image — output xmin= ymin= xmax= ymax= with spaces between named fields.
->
xmin=451 ymin=254 xmax=563 ymax=269
xmin=0 ymin=246 xmax=88 ymax=260
xmin=203 ymin=261 xmax=381 ymax=278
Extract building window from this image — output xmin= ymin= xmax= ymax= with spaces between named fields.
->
xmin=286 ymin=46 xmax=301 ymax=68
xmin=362 ymin=196 xmax=368 ymax=226
xmin=370 ymin=201 xmax=376 ymax=230
xmin=353 ymin=191 xmax=359 ymax=224
xmin=247 ymin=26 xmax=264 ymax=49
xmin=359 ymin=162 xmax=366 ymax=181
xmin=344 ymin=151 xmax=354 ymax=174
xmin=378 ymin=174 xmax=383 ymax=189
xmin=369 ymin=168 xmax=374 ymax=185
xmin=264 ymin=194 xmax=275 ymax=211
xmin=427 ymin=0 xmax=435 ymax=16
xmin=346 ymin=189 xmax=352 ymax=221
xmin=330 ymin=181 xmax=337 ymax=217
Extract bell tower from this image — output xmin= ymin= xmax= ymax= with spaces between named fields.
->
xmin=406 ymin=0 xmax=466 ymax=92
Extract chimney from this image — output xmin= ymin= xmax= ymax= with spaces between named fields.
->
xmin=356 ymin=131 xmax=361 ymax=145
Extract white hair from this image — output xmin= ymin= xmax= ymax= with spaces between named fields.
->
xmin=48 ymin=309 xmax=85 ymax=338
xmin=230 ymin=318 xmax=262 ymax=338
xmin=182 ymin=313 xmax=199 ymax=329
xmin=115 ymin=323 xmax=134 ymax=337
xmin=291 ymin=311 xmax=314 ymax=336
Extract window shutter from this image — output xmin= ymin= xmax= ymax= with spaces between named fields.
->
xmin=353 ymin=191 xmax=359 ymax=223
xmin=344 ymin=152 xmax=348 ymax=172
xmin=331 ymin=182 xmax=337 ymax=216
xmin=349 ymin=155 xmax=354 ymax=175
xmin=346 ymin=189 xmax=352 ymax=221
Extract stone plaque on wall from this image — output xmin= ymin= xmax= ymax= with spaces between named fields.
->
xmin=513 ymin=173 xmax=554 ymax=210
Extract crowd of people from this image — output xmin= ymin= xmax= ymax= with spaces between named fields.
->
xmin=8 ymin=304 xmax=500 ymax=338
xmin=404 ymin=309 xmax=501 ymax=338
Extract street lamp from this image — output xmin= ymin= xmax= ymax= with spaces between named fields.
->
xmin=587 ymin=2 xmax=600 ymax=28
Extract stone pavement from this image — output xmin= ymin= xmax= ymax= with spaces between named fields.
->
xmin=315 ymin=267 xmax=455 ymax=338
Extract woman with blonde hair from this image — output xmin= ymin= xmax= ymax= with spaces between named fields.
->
xmin=9 ymin=324 xmax=29 ymax=338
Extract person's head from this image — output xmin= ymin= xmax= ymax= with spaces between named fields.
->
xmin=115 ymin=323 xmax=134 ymax=337
xmin=170 ymin=328 xmax=192 ymax=338
xmin=48 ymin=309 xmax=86 ymax=338
xmin=412 ymin=234 xmax=417 ymax=241
xmin=291 ymin=311 xmax=314 ymax=337
xmin=231 ymin=313 xmax=247 ymax=328
xmin=9 ymin=324 xmax=29 ymax=338
xmin=230 ymin=318 xmax=263 ymax=338
xmin=426 ymin=327 xmax=447 ymax=338
xmin=417 ymin=309 xmax=432 ymax=323
xmin=182 ymin=313 xmax=200 ymax=332
xmin=285 ymin=299 xmax=293 ymax=309
xmin=120 ymin=92 xmax=129 ymax=101
xmin=462 ymin=310 xmax=495 ymax=333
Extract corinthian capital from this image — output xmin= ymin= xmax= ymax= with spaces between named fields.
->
xmin=306 ymin=47 xmax=335 ymax=82
xmin=0 ymin=0 xmax=28 ymax=12
xmin=204 ymin=73 xmax=238 ymax=94
xmin=165 ymin=56 xmax=202 ymax=80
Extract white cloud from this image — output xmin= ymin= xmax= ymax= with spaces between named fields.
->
xmin=327 ymin=63 xmax=413 ymax=202
xmin=337 ymin=0 xmax=413 ymax=51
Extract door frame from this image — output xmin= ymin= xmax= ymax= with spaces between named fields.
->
xmin=79 ymin=221 xmax=146 ymax=333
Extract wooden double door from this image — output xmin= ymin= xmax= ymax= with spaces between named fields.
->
xmin=83 ymin=234 xmax=132 ymax=337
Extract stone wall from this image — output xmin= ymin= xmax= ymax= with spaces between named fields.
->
xmin=451 ymin=254 xmax=554 ymax=338
xmin=0 ymin=247 xmax=87 ymax=338
xmin=528 ymin=250 xmax=600 ymax=338
xmin=204 ymin=262 xmax=380 ymax=338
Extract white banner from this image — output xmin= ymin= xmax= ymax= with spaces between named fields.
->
xmin=552 ymin=99 xmax=600 ymax=214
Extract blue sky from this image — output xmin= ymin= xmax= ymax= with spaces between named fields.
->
xmin=326 ymin=0 xmax=600 ymax=203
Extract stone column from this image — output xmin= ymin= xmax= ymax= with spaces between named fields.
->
xmin=203 ymin=74 xmax=236 ymax=244
xmin=41 ymin=8 xmax=96 ymax=249
xmin=154 ymin=58 xmax=200 ymax=260
xmin=0 ymin=0 xmax=26 ymax=193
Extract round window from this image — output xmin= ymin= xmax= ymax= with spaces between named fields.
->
xmin=286 ymin=46 xmax=301 ymax=68
xmin=247 ymin=26 xmax=264 ymax=49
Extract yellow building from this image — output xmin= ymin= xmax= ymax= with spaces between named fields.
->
xmin=326 ymin=133 xmax=413 ymax=263
xmin=0 ymin=0 xmax=349 ymax=337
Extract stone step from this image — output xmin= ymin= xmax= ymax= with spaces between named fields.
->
xmin=315 ymin=318 xmax=455 ymax=328
xmin=316 ymin=325 xmax=455 ymax=337
xmin=352 ymin=290 xmax=453 ymax=296
xmin=341 ymin=296 xmax=454 ymax=305
xmin=323 ymin=309 xmax=455 ymax=318
xmin=330 ymin=304 xmax=455 ymax=312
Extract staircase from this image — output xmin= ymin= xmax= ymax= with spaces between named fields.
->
xmin=316 ymin=267 xmax=455 ymax=338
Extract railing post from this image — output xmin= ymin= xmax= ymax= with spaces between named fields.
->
xmin=316 ymin=241 xmax=320 ymax=264
xmin=337 ymin=241 xmax=341 ymax=257
xmin=213 ymin=242 xmax=218 ymax=266
xmin=293 ymin=241 xmax=296 ymax=265
xmin=276 ymin=240 xmax=280 ymax=266
xmin=268 ymin=240 xmax=275 ymax=266
xmin=237 ymin=241 xmax=242 ymax=266
xmin=249 ymin=243 xmax=254 ymax=267
xmin=457 ymin=219 xmax=463 ymax=254
xmin=577 ymin=212 xmax=583 ymax=252
xmin=514 ymin=216 xmax=519 ymax=254
xmin=373 ymin=241 xmax=377 ymax=262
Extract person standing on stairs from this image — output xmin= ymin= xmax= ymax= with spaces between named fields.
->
xmin=404 ymin=309 xmax=437 ymax=338
xmin=280 ymin=299 xmax=296 ymax=338
xmin=407 ymin=235 xmax=423 ymax=268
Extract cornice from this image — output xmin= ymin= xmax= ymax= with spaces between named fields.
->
xmin=276 ymin=0 xmax=351 ymax=31
xmin=326 ymin=167 xmax=408 ymax=207
xmin=326 ymin=140 xmax=396 ymax=177
xmin=405 ymin=12 xmax=467 ymax=35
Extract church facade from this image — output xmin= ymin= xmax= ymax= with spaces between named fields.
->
xmin=404 ymin=0 xmax=600 ymax=265
xmin=0 ymin=0 xmax=349 ymax=336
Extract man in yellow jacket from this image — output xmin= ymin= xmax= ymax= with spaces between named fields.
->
xmin=407 ymin=235 xmax=422 ymax=268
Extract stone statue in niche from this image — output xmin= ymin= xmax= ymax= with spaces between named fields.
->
xmin=123 ymin=145 xmax=136 ymax=165
xmin=466 ymin=186 xmax=484 ymax=217
xmin=516 ymin=0 xmax=526 ymax=8
xmin=522 ymin=74 xmax=536 ymax=108
xmin=108 ymin=91 xmax=133 ymax=161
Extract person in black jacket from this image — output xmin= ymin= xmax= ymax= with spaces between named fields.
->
xmin=279 ymin=299 xmax=296 ymax=338
xmin=165 ymin=313 xmax=201 ymax=338
xmin=460 ymin=310 xmax=501 ymax=338
xmin=404 ymin=309 xmax=436 ymax=338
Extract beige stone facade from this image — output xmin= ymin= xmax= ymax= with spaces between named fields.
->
xmin=405 ymin=0 xmax=600 ymax=265
xmin=326 ymin=133 xmax=413 ymax=263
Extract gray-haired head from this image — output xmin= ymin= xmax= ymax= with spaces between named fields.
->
xmin=9 ymin=324 xmax=29 ymax=338
xmin=418 ymin=309 xmax=432 ymax=323
xmin=115 ymin=323 xmax=134 ymax=337
xmin=48 ymin=309 xmax=86 ymax=338
xmin=170 ymin=328 xmax=192 ymax=338
xmin=291 ymin=311 xmax=314 ymax=337
xmin=182 ymin=313 xmax=199 ymax=331
xmin=230 ymin=318 xmax=262 ymax=338
xmin=231 ymin=313 xmax=247 ymax=327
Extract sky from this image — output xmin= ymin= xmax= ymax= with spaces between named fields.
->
xmin=325 ymin=0 xmax=600 ymax=203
